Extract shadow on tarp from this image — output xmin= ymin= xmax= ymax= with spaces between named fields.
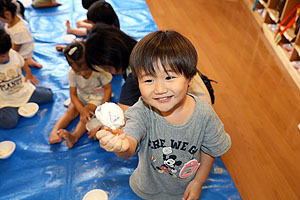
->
xmin=0 ymin=0 xmax=241 ymax=199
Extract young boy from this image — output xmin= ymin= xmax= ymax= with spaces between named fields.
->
xmin=0 ymin=29 xmax=53 ymax=129
xmin=96 ymin=30 xmax=231 ymax=200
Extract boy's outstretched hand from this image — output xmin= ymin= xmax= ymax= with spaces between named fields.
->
xmin=96 ymin=128 xmax=130 ymax=153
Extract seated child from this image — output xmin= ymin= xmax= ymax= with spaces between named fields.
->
xmin=66 ymin=0 xmax=119 ymax=37
xmin=1 ymin=0 xmax=24 ymax=29
xmin=49 ymin=41 xmax=112 ymax=148
xmin=56 ymin=1 xmax=119 ymax=52
xmin=32 ymin=0 xmax=61 ymax=8
xmin=0 ymin=0 xmax=42 ymax=68
xmin=96 ymin=30 xmax=231 ymax=200
xmin=0 ymin=29 xmax=53 ymax=129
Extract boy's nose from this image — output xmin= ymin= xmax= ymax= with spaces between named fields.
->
xmin=154 ymin=82 xmax=167 ymax=94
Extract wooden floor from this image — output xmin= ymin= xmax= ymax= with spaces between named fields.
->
xmin=145 ymin=0 xmax=300 ymax=199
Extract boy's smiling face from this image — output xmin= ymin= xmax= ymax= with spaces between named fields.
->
xmin=0 ymin=52 xmax=9 ymax=64
xmin=138 ymin=61 xmax=193 ymax=116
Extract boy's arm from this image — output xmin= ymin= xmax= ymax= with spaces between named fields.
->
xmin=22 ymin=62 xmax=39 ymax=85
xmin=115 ymin=134 xmax=138 ymax=159
xmin=182 ymin=151 xmax=215 ymax=200
xmin=102 ymin=83 xmax=112 ymax=103
xmin=118 ymin=103 xmax=130 ymax=113
xmin=97 ymin=129 xmax=138 ymax=159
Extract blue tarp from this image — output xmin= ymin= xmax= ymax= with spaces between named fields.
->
xmin=0 ymin=0 xmax=242 ymax=199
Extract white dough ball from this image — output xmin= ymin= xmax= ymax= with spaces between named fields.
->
xmin=95 ymin=102 xmax=124 ymax=130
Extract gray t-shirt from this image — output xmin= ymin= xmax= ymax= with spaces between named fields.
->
xmin=123 ymin=94 xmax=231 ymax=200
xmin=68 ymin=68 xmax=112 ymax=105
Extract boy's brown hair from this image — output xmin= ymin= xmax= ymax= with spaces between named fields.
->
xmin=129 ymin=30 xmax=198 ymax=80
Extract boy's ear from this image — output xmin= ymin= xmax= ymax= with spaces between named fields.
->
xmin=188 ymin=75 xmax=195 ymax=87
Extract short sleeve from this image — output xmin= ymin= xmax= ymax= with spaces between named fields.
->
xmin=201 ymin=107 xmax=231 ymax=157
xmin=12 ymin=50 xmax=24 ymax=67
xmin=68 ymin=69 xmax=77 ymax=88
xmin=8 ymin=22 xmax=33 ymax=44
xmin=98 ymin=71 xmax=112 ymax=86
xmin=11 ymin=31 xmax=32 ymax=44
xmin=122 ymin=99 xmax=148 ymax=145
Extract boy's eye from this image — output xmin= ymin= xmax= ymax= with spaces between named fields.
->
xmin=144 ymin=79 xmax=153 ymax=83
xmin=166 ymin=76 xmax=175 ymax=80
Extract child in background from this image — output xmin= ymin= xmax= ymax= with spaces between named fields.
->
xmin=0 ymin=29 xmax=53 ymax=129
xmin=49 ymin=41 xmax=112 ymax=148
xmin=56 ymin=1 xmax=119 ymax=52
xmin=0 ymin=0 xmax=42 ymax=68
xmin=64 ymin=0 xmax=103 ymax=37
xmin=32 ymin=0 xmax=61 ymax=8
xmin=66 ymin=1 xmax=119 ymax=37
xmin=0 ymin=0 xmax=24 ymax=28
xmin=96 ymin=30 xmax=231 ymax=200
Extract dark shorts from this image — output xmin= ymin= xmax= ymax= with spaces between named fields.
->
xmin=0 ymin=87 xmax=53 ymax=129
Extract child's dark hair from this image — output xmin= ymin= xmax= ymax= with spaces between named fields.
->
xmin=130 ymin=30 xmax=198 ymax=80
xmin=82 ymin=0 xmax=105 ymax=10
xmin=0 ymin=0 xmax=24 ymax=19
xmin=16 ymin=1 xmax=25 ymax=19
xmin=64 ymin=41 xmax=85 ymax=62
xmin=87 ymin=1 xmax=119 ymax=28
xmin=85 ymin=23 xmax=137 ymax=74
xmin=0 ymin=29 xmax=12 ymax=54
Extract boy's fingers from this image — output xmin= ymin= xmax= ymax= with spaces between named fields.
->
xmin=96 ymin=129 xmax=109 ymax=139
xmin=98 ymin=130 xmax=114 ymax=144
xmin=99 ymin=135 xmax=115 ymax=151
xmin=105 ymin=135 xmax=119 ymax=151
xmin=114 ymin=138 xmax=123 ymax=152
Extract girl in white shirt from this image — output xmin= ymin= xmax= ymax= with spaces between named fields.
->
xmin=49 ymin=41 xmax=112 ymax=148
xmin=0 ymin=0 xmax=42 ymax=68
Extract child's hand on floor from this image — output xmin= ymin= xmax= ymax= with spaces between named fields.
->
xmin=96 ymin=127 xmax=129 ymax=153
xmin=25 ymin=75 xmax=39 ymax=86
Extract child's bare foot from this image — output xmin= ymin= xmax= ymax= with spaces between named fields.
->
xmin=66 ymin=20 xmax=72 ymax=34
xmin=49 ymin=130 xmax=62 ymax=144
xmin=26 ymin=57 xmax=43 ymax=68
xmin=57 ymin=129 xmax=77 ymax=148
